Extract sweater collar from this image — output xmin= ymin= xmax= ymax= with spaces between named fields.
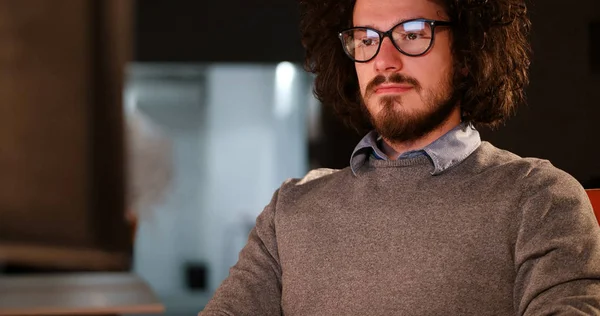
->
xmin=350 ymin=123 xmax=481 ymax=176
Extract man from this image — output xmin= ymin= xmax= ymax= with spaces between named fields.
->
xmin=200 ymin=0 xmax=600 ymax=314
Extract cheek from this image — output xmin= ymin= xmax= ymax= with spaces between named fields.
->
xmin=354 ymin=64 xmax=371 ymax=95
xmin=411 ymin=58 xmax=451 ymax=88
xmin=428 ymin=47 xmax=454 ymax=83
xmin=410 ymin=37 xmax=454 ymax=85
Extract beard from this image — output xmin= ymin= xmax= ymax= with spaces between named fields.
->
xmin=360 ymin=69 xmax=460 ymax=143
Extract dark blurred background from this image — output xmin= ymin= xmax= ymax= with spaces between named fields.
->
xmin=0 ymin=0 xmax=598 ymax=314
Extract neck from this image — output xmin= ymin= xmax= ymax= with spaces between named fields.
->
xmin=381 ymin=107 xmax=461 ymax=160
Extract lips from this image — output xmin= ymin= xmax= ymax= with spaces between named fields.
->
xmin=375 ymin=84 xmax=414 ymax=94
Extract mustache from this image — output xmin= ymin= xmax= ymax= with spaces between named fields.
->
xmin=365 ymin=73 xmax=421 ymax=99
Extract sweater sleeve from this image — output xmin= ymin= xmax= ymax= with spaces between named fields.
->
xmin=199 ymin=189 xmax=282 ymax=316
xmin=514 ymin=163 xmax=600 ymax=315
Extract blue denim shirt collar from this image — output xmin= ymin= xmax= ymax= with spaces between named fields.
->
xmin=350 ymin=123 xmax=481 ymax=176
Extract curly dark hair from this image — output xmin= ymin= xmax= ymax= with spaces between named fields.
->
xmin=299 ymin=0 xmax=531 ymax=133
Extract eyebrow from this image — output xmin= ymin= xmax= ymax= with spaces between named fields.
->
xmin=356 ymin=16 xmax=425 ymax=29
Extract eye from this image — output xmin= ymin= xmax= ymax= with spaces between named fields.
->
xmin=362 ymin=38 xmax=374 ymax=46
xmin=357 ymin=37 xmax=379 ymax=47
xmin=406 ymin=33 xmax=420 ymax=41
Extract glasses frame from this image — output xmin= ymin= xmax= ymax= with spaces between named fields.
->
xmin=338 ymin=18 xmax=453 ymax=63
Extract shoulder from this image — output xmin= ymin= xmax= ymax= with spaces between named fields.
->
xmin=458 ymin=142 xmax=586 ymax=207
xmin=256 ymin=168 xmax=346 ymax=229
xmin=469 ymin=142 xmax=579 ymax=186
xmin=285 ymin=168 xmax=341 ymax=186
xmin=280 ymin=167 xmax=348 ymax=190
xmin=274 ymin=167 xmax=352 ymax=203
xmin=473 ymin=142 xmax=586 ymax=205
xmin=516 ymin=158 xmax=585 ymax=203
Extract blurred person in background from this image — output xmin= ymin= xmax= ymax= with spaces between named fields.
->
xmin=200 ymin=0 xmax=600 ymax=315
xmin=125 ymin=109 xmax=173 ymax=240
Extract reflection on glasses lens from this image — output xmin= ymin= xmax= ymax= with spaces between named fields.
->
xmin=342 ymin=28 xmax=380 ymax=61
xmin=340 ymin=20 xmax=435 ymax=62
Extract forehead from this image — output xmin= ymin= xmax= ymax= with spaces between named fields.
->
xmin=353 ymin=0 xmax=447 ymax=29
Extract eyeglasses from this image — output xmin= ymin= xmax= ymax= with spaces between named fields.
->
xmin=338 ymin=19 xmax=452 ymax=63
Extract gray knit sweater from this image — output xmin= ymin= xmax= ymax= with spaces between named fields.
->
xmin=200 ymin=142 xmax=600 ymax=315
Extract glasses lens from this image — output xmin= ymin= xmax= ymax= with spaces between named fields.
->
xmin=341 ymin=28 xmax=380 ymax=62
xmin=391 ymin=20 xmax=433 ymax=56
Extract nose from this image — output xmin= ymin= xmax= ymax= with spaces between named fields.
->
xmin=373 ymin=37 xmax=404 ymax=73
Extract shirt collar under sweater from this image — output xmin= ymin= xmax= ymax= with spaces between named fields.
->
xmin=350 ymin=123 xmax=481 ymax=176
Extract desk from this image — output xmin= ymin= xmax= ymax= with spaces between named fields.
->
xmin=0 ymin=273 xmax=164 ymax=316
